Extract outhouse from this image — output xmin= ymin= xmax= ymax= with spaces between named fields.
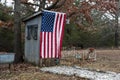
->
xmin=23 ymin=10 xmax=66 ymax=66
xmin=23 ymin=11 xmax=42 ymax=65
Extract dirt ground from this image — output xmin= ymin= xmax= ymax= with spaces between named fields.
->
xmin=0 ymin=49 xmax=120 ymax=80
xmin=0 ymin=63 xmax=87 ymax=80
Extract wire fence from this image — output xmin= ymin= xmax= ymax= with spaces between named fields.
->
xmin=40 ymin=47 xmax=97 ymax=67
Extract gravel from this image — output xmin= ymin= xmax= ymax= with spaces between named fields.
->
xmin=40 ymin=66 xmax=120 ymax=80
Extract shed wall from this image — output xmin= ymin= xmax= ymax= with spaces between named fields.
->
xmin=25 ymin=16 xmax=41 ymax=65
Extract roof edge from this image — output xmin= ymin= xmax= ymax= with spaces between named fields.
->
xmin=23 ymin=11 xmax=42 ymax=22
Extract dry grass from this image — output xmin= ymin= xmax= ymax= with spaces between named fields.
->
xmin=61 ymin=49 xmax=120 ymax=73
xmin=9 ymin=72 xmax=87 ymax=80
xmin=0 ymin=63 xmax=88 ymax=80
xmin=0 ymin=63 xmax=87 ymax=80
xmin=0 ymin=49 xmax=120 ymax=80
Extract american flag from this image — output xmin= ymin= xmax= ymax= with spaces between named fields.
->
xmin=40 ymin=10 xmax=66 ymax=58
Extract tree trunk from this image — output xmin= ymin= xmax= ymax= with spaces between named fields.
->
xmin=115 ymin=28 xmax=119 ymax=47
xmin=114 ymin=0 xmax=119 ymax=48
xmin=14 ymin=0 xmax=23 ymax=63
xmin=114 ymin=14 xmax=119 ymax=47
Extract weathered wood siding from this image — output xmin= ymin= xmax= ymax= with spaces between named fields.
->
xmin=25 ymin=16 xmax=41 ymax=65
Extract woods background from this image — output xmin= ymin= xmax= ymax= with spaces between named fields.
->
xmin=0 ymin=0 xmax=120 ymax=62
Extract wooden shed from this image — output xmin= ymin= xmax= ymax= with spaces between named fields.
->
xmin=23 ymin=10 xmax=66 ymax=66
xmin=23 ymin=11 xmax=42 ymax=66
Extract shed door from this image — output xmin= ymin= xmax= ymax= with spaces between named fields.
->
xmin=25 ymin=24 xmax=39 ymax=64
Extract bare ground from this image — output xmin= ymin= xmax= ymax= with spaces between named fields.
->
xmin=61 ymin=49 xmax=120 ymax=73
xmin=0 ymin=49 xmax=120 ymax=80
xmin=0 ymin=63 xmax=87 ymax=80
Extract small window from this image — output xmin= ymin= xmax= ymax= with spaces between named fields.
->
xmin=26 ymin=26 xmax=31 ymax=40
xmin=26 ymin=24 xmax=38 ymax=40
xmin=32 ymin=25 xmax=38 ymax=40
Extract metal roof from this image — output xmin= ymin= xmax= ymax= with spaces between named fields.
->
xmin=23 ymin=11 xmax=42 ymax=22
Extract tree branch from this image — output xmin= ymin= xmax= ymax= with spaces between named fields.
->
xmin=54 ymin=0 xmax=66 ymax=9
xmin=67 ymin=12 xmax=76 ymax=18
xmin=45 ymin=0 xmax=59 ymax=10
xmin=21 ymin=2 xmax=40 ymax=6
xmin=21 ymin=0 xmax=66 ymax=10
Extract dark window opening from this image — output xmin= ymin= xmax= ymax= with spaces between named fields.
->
xmin=26 ymin=24 xmax=38 ymax=40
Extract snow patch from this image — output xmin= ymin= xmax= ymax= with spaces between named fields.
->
xmin=40 ymin=66 xmax=120 ymax=80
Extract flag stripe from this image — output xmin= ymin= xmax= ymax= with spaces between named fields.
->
xmin=44 ymin=32 xmax=46 ymax=58
xmin=46 ymin=32 xmax=48 ymax=58
xmin=40 ymin=32 xmax=42 ymax=58
xmin=55 ymin=13 xmax=59 ymax=58
xmin=49 ymin=33 xmax=52 ymax=58
xmin=40 ymin=32 xmax=45 ymax=58
xmin=59 ymin=14 xmax=66 ymax=58
xmin=54 ymin=18 xmax=57 ymax=58
xmin=51 ymin=34 xmax=53 ymax=58
xmin=47 ymin=32 xmax=50 ymax=58
xmin=57 ymin=14 xmax=62 ymax=58
xmin=58 ymin=14 xmax=63 ymax=58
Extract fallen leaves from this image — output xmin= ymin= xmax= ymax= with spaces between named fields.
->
xmin=0 ymin=63 xmax=87 ymax=80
